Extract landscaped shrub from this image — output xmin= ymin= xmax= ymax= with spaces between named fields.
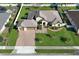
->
xmin=5 ymin=18 xmax=13 ymax=28
xmin=25 ymin=7 xmax=29 ymax=10
xmin=5 ymin=22 xmax=11 ymax=27
xmin=25 ymin=13 xmax=28 ymax=15
xmin=35 ymin=38 xmax=39 ymax=41
xmin=0 ymin=36 xmax=3 ymax=42
xmin=60 ymin=36 xmax=68 ymax=43
xmin=21 ymin=16 xmax=27 ymax=19
xmin=45 ymin=34 xmax=52 ymax=38
xmin=60 ymin=36 xmax=71 ymax=44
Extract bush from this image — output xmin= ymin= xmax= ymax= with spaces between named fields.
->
xmin=45 ymin=34 xmax=52 ymax=38
xmin=21 ymin=16 xmax=27 ymax=19
xmin=35 ymin=38 xmax=39 ymax=41
xmin=60 ymin=36 xmax=67 ymax=43
xmin=0 ymin=36 xmax=3 ymax=42
xmin=5 ymin=22 xmax=10 ymax=27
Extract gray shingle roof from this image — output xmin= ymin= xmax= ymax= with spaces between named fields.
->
xmin=28 ymin=10 xmax=62 ymax=23
xmin=0 ymin=13 xmax=10 ymax=31
xmin=67 ymin=10 xmax=79 ymax=28
xmin=21 ymin=19 xmax=37 ymax=28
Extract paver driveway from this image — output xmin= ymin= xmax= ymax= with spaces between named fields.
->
xmin=16 ymin=30 xmax=35 ymax=46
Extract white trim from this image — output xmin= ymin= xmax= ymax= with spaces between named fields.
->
xmin=0 ymin=25 xmax=5 ymax=34
xmin=14 ymin=3 xmax=23 ymax=25
xmin=23 ymin=3 xmax=79 ymax=7
xmin=77 ymin=29 xmax=79 ymax=34
xmin=0 ymin=4 xmax=17 ymax=6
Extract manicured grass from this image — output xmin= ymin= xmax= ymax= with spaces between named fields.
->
xmin=7 ymin=29 xmax=18 ymax=46
xmin=35 ymin=27 xmax=79 ymax=46
xmin=0 ymin=49 xmax=13 ymax=54
xmin=35 ymin=49 xmax=75 ymax=54
xmin=58 ymin=6 xmax=79 ymax=13
xmin=0 ymin=42 xmax=4 ymax=46
xmin=18 ymin=6 xmax=29 ymax=20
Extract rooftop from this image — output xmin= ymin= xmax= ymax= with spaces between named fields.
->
xmin=28 ymin=10 xmax=62 ymax=23
xmin=67 ymin=10 xmax=79 ymax=28
xmin=0 ymin=13 xmax=10 ymax=31
xmin=21 ymin=19 xmax=37 ymax=28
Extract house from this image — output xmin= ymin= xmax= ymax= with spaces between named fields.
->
xmin=18 ymin=19 xmax=37 ymax=31
xmin=0 ymin=13 xmax=11 ymax=34
xmin=0 ymin=6 xmax=6 ymax=13
xmin=66 ymin=10 xmax=79 ymax=34
xmin=27 ymin=10 xmax=62 ymax=27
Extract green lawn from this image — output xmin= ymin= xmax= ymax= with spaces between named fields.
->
xmin=1 ymin=29 xmax=18 ymax=46
xmin=35 ymin=49 xmax=75 ymax=54
xmin=0 ymin=49 xmax=13 ymax=54
xmin=18 ymin=6 xmax=29 ymax=20
xmin=35 ymin=27 xmax=79 ymax=46
xmin=58 ymin=6 xmax=79 ymax=13
xmin=7 ymin=29 xmax=18 ymax=46
xmin=0 ymin=42 xmax=4 ymax=46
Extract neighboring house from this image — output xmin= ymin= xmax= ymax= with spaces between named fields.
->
xmin=0 ymin=6 xmax=7 ymax=13
xmin=27 ymin=10 xmax=62 ymax=27
xmin=0 ymin=13 xmax=11 ymax=34
xmin=18 ymin=19 xmax=37 ymax=31
xmin=66 ymin=10 xmax=79 ymax=34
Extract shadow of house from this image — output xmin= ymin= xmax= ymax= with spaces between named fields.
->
xmin=66 ymin=27 xmax=76 ymax=32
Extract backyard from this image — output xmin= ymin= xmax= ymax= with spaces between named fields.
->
xmin=18 ymin=6 xmax=53 ymax=20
